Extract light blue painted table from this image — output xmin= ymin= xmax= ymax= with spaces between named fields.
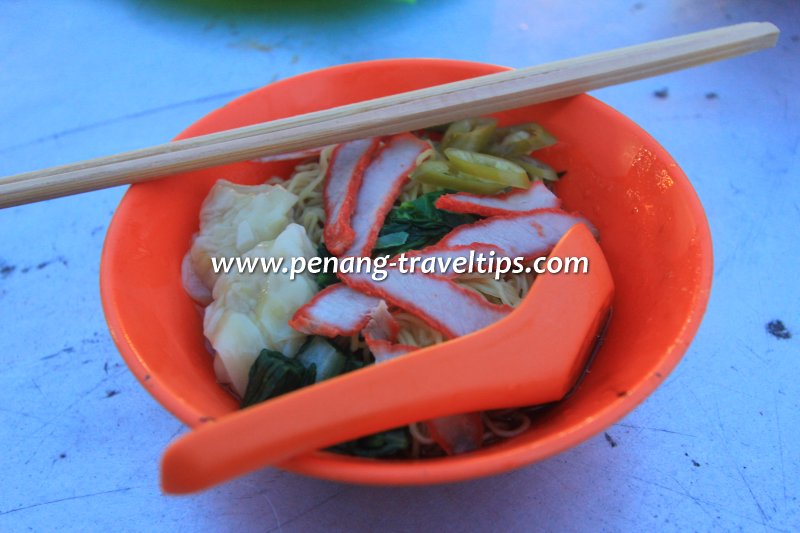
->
xmin=1 ymin=1 xmax=798 ymax=531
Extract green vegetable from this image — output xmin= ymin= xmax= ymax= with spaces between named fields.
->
xmin=489 ymin=122 xmax=557 ymax=157
xmin=297 ymin=337 xmax=346 ymax=382
xmin=410 ymin=160 xmax=508 ymax=195
xmin=444 ymin=148 xmax=530 ymax=189
xmin=314 ymin=243 xmax=339 ymax=289
xmin=341 ymin=352 xmax=369 ymax=372
xmin=240 ymin=349 xmax=316 ymax=408
xmin=375 ymin=190 xmax=477 ymax=256
xmin=328 ymin=428 xmax=411 ymax=458
xmin=512 ymin=155 xmax=559 ymax=182
xmin=373 ymin=231 xmax=409 ymax=251
xmin=440 ymin=117 xmax=497 ymax=152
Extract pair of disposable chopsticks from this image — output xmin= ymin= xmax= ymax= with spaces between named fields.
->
xmin=0 ymin=22 xmax=779 ymax=209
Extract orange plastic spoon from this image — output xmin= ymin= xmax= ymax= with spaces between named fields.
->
xmin=161 ymin=223 xmax=614 ymax=494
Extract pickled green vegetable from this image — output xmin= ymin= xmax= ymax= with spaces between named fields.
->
xmin=489 ymin=122 xmax=557 ymax=157
xmin=444 ymin=148 xmax=530 ymax=189
xmin=512 ymin=155 xmax=559 ymax=182
xmin=441 ymin=118 xmax=497 ymax=152
xmin=411 ymin=160 xmax=507 ymax=195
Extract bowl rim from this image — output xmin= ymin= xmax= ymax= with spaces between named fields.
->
xmin=100 ymin=58 xmax=713 ymax=485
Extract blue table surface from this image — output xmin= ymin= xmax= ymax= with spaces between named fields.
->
xmin=1 ymin=1 xmax=798 ymax=531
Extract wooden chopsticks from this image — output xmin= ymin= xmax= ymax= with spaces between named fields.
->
xmin=0 ymin=22 xmax=778 ymax=209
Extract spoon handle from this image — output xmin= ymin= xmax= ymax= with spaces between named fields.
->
xmin=162 ymin=349 xmax=467 ymax=494
xmin=160 ymin=308 xmax=575 ymax=493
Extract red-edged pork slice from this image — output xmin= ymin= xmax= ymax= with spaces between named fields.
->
xmin=425 ymin=413 xmax=484 ymax=455
xmin=323 ymin=138 xmax=380 ymax=255
xmin=362 ymin=302 xmax=417 ymax=363
xmin=342 ymin=134 xmax=430 ymax=257
xmin=362 ymin=300 xmax=399 ymax=342
xmin=399 ymin=243 xmax=503 ymax=278
xmin=437 ymin=209 xmax=595 ymax=260
xmin=367 ymin=338 xmax=417 ymax=364
xmin=340 ymin=270 xmax=511 ymax=339
xmin=289 ymin=284 xmax=381 ymax=337
xmin=435 ymin=180 xmax=559 ymax=217
xmin=291 ymin=284 xmax=415 ymax=362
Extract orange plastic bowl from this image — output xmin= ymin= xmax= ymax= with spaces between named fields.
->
xmin=101 ymin=59 xmax=713 ymax=485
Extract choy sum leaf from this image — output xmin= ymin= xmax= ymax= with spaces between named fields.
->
xmin=240 ymin=349 xmax=316 ymax=408
xmin=328 ymin=428 xmax=411 ymax=458
xmin=374 ymin=190 xmax=477 ymax=256
xmin=314 ymin=243 xmax=339 ymax=290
